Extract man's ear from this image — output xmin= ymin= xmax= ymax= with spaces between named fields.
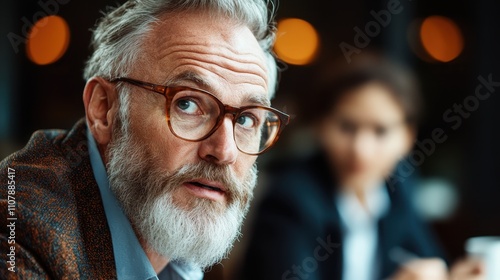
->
xmin=83 ymin=77 xmax=119 ymax=148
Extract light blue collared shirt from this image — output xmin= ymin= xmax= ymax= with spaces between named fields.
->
xmin=336 ymin=182 xmax=390 ymax=280
xmin=86 ymin=128 xmax=203 ymax=280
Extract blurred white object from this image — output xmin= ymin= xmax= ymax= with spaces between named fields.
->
xmin=414 ymin=178 xmax=459 ymax=221
xmin=465 ymin=236 xmax=500 ymax=280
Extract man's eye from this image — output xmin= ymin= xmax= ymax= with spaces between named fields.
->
xmin=236 ymin=114 xmax=256 ymax=128
xmin=176 ymin=99 xmax=199 ymax=114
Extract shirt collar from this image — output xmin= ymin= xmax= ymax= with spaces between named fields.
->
xmin=336 ymin=181 xmax=391 ymax=230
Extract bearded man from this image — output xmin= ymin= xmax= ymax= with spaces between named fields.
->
xmin=0 ymin=0 xmax=289 ymax=278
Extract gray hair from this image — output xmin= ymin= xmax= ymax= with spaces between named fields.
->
xmin=83 ymin=0 xmax=278 ymax=97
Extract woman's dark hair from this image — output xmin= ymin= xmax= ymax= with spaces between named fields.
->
xmin=307 ymin=53 xmax=423 ymax=127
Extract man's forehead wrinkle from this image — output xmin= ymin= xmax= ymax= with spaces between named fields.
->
xmin=168 ymin=63 xmax=268 ymax=96
xmin=156 ymin=47 xmax=268 ymax=90
xmin=159 ymin=41 xmax=266 ymax=65
xmin=171 ymin=62 xmax=268 ymax=96
xmin=157 ymin=42 xmax=268 ymax=78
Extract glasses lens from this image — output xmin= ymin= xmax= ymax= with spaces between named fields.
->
xmin=169 ymin=89 xmax=220 ymax=140
xmin=234 ymin=108 xmax=281 ymax=154
xmin=169 ymin=88 xmax=283 ymax=154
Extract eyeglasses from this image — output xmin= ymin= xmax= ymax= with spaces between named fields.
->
xmin=110 ymin=77 xmax=290 ymax=155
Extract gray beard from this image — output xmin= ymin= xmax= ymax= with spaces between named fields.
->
xmin=106 ymin=117 xmax=257 ymax=269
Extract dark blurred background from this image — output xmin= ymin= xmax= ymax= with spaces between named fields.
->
xmin=1 ymin=0 xmax=499 ymax=278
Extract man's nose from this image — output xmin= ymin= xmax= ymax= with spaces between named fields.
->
xmin=198 ymin=118 xmax=239 ymax=165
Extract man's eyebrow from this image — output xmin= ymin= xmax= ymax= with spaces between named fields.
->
xmin=245 ymin=94 xmax=271 ymax=107
xmin=168 ymin=70 xmax=271 ymax=106
xmin=168 ymin=71 xmax=212 ymax=89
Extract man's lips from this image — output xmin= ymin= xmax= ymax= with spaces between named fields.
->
xmin=183 ymin=179 xmax=227 ymax=202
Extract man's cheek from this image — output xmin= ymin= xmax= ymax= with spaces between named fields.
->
xmin=237 ymin=159 xmax=256 ymax=181
xmin=160 ymin=144 xmax=197 ymax=171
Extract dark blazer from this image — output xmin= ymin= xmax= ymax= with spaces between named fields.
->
xmin=0 ymin=119 xmax=117 ymax=279
xmin=240 ymin=152 xmax=445 ymax=280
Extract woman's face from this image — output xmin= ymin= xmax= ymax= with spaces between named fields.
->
xmin=319 ymin=82 xmax=414 ymax=191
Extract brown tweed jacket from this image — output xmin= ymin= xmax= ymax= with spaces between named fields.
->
xmin=0 ymin=119 xmax=117 ymax=279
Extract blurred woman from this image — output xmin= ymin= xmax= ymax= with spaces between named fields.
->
xmin=240 ymin=55 xmax=448 ymax=280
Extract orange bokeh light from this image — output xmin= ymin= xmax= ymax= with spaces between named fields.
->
xmin=26 ymin=15 xmax=70 ymax=65
xmin=420 ymin=16 xmax=464 ymax=63
xmin=274 ymin=18 xmax=319 ymax=65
